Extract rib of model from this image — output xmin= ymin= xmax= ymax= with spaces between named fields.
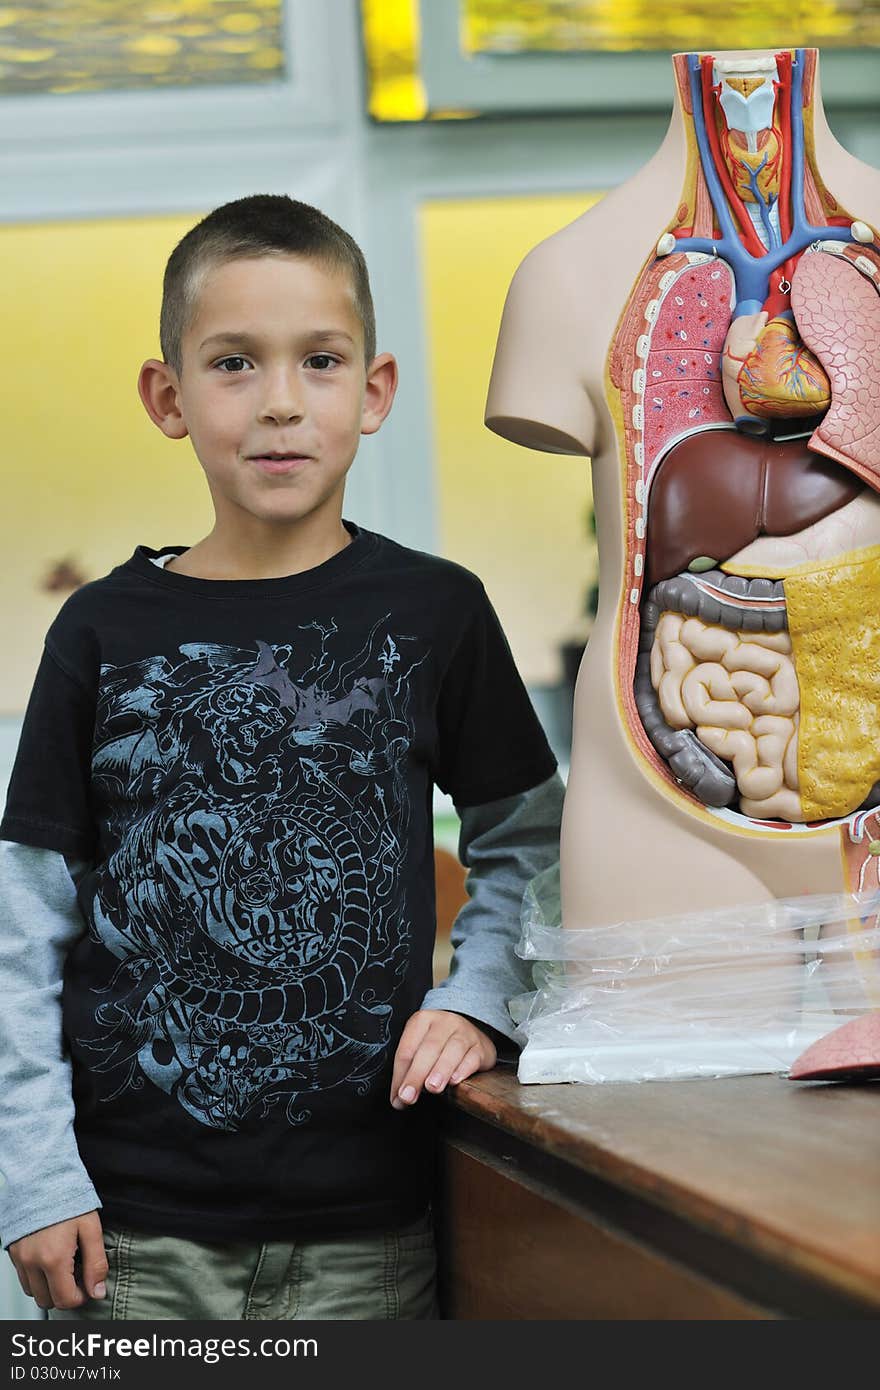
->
xmin=487 ymin=49 xmax=880 ymax=1080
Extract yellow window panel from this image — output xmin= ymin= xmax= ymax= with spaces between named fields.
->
xmin=1 ymin=213 xmax=214 ymax=714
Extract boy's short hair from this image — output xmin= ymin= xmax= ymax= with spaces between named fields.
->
xmin=160 ymin=193 xmax=377 ymax=375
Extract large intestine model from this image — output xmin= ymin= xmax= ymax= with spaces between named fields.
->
xmin=614 ymin=50 xmax=880 ymax=884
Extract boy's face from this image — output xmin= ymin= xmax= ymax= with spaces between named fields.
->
xmin=141 ymin=254 xmax=394 ymax=533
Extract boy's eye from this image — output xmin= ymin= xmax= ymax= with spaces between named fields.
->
xmin=306 ymin=354 xmax=337 ymax=370
xmin=216 ymin=356 xmax=251 ymax=373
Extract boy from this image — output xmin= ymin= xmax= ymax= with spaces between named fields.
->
xmin=0 ymin=195 xmax=562 ymax=1320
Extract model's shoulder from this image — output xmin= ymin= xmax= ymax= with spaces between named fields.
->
xmin=496 ymin=201 xmax=618 ymax=351
xmin=513 ymin=197 xmax=614 ymax=281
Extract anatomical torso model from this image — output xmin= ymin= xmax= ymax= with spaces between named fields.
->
xmin=487 ymin=49 xmax=880 ymax=934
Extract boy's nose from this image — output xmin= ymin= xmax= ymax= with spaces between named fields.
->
xmin=258 ymin=371 xmax=305 ymax=423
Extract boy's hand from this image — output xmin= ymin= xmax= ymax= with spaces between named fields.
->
xmin=8 ymin=1212 xmax=107 ymax=1312
xmin=390 ymin=1010 xmax=497 ymax=1109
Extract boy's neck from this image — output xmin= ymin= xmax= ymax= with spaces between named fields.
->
xmin=167 ymin=514 xmax=353 ymax=581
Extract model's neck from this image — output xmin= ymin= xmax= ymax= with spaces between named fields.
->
xmin=640 ymin=45 xmax=866 ymax=316
xmin=660 ymin=48 xmax=843 ymax=175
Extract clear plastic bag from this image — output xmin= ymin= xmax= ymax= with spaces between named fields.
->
xmin=511 ymin=863 xmax=880 ymax=1084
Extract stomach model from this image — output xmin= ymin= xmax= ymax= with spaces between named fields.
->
xmin=608 ymin=49 xmax=880 ymax=890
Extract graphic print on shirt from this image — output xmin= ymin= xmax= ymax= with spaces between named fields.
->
xmin=81 ymin=617 xmax=428 ymax=1130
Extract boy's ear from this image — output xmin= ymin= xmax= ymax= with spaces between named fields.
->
xmin=138 ymin=359 xmax=189 ymax=440
xmin=361 ymin=352 xmax=398 ymax=436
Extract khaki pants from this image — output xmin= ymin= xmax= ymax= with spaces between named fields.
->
xmin=49 ymin=1212 xmax=438 ymax=1321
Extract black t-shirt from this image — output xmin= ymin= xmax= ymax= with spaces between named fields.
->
xmin=1 ymin=522 xmax=556 ymax=1241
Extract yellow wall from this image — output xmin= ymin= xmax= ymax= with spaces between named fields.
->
xmin=419 ymin=191 xmax=601 ymax=685
xmin=1 ymin=213 xmax=214 ymax=714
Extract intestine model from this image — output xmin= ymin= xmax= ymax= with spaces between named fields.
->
xmin=486 ymin=49 xmax=880 ymax=942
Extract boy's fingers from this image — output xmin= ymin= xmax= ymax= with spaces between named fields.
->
xmin=11 ymin=1261 xmax=33 ymax=1299
xmin=449 ymin=1043 xmax=485 ymax=1084
xmin=395 ymin=1034 xmax=472 ymax=1105
xmin=390 ymin=1013 xmax=499 ymax=1108
xmin=26 ymin=1268 xmax=52 ymax=1311
xmin=389 ymin=1013 xmax=433 ymax=1102
xmin=78 ymin=1215 xmax=109 ymax=1299
xmin=422 ymin=1037 xmax=476 ymax=1093
xmin=46 ymin=1253 xmax=86 ymax=1312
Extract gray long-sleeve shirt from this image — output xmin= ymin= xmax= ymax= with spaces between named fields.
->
xmin=0 ymin=772 xmax=562 ymax=1248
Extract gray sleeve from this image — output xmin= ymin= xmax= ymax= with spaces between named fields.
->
xmin=420 ymin=771 xmax=564 ymax=1049
xmin=0 ymin=841 xmax=102 ymax=1249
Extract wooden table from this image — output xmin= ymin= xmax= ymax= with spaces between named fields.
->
xmin=438 ymin=1068 xmax=880 ymax=1320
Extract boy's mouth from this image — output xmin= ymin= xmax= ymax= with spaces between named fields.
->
xmin=247 ymin=452 xmax=312 ymax=475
